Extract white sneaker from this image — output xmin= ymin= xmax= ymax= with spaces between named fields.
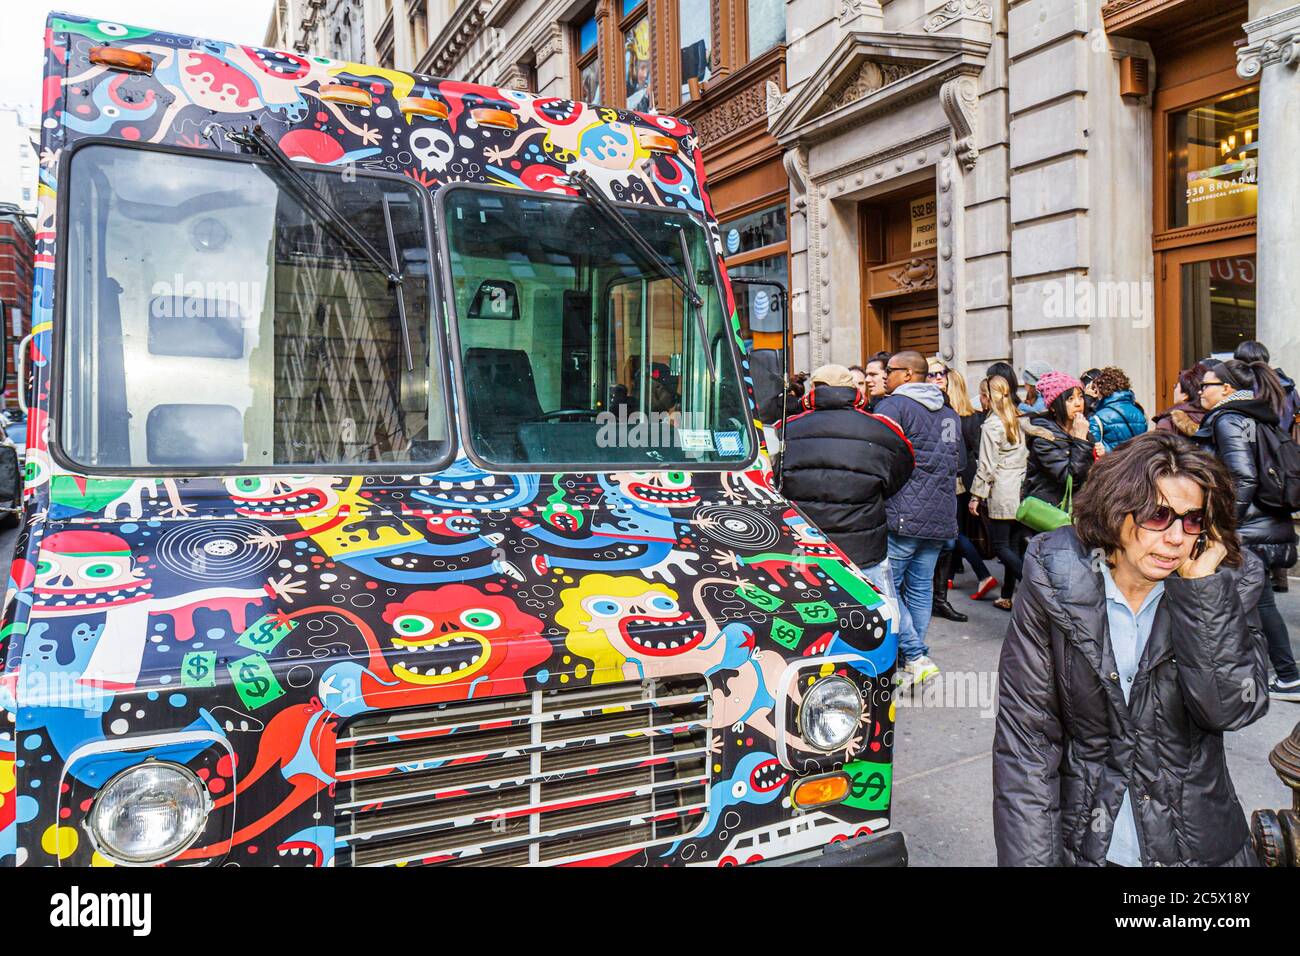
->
xmin=909 ymin=655 xmax=940 ymax=686
xmin=1270 ymin=678 xmax=1300 ymax=703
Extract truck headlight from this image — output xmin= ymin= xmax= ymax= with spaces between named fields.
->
xmin=89 ymin=762 xmax=209 ymax=864
xmin=799 ymin=677 xmax=863 ymax=752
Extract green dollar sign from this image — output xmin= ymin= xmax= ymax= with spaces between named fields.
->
xmin=181 ymin=652 xmax=216 ymax=688
xmin=186 ymin=656 xmax=210 ymax=682
xmin=238 ymin=662 xmax=270 ymax=699
xmin=248 ymin=618 xmax=278 ymax=646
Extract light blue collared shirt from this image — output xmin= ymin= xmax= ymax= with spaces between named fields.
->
xmin=1098 ymin=564 xmax=1165 ymax=867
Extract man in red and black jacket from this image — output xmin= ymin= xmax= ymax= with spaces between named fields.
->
xmin=776 ymin=364 xmax=915 ymax=597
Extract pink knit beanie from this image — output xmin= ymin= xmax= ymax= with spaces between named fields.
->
xmin=1036 ymin=370 xmax=1083 ymax=409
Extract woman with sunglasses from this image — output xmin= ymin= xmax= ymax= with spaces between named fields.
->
xmin=994 ymin=431 xmax=1268 ymax=866
xmin=1195 ymin=360 xmax=1300 ymax=702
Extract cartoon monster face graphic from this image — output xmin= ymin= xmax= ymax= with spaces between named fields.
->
xmin=33 ymin=531 xmax=151 ymax=613
xmin=558 ymin=575 xmax=709 ymax=684
xmin=413 ymin=459 xmax=539 ymax=510
xmin=379 ymin=586 xmax=550 ymax=695
xmin=225 ymin=477 xmax=343 ymax=517
xmin=607 ymin=472 xmax=700 ymax=508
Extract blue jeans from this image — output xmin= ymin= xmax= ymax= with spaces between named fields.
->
xmin=888 ymin=535 xmax=945 ymax=662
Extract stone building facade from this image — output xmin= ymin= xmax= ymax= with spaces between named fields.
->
xmin=261 ymin=0 xmax=1300 ymax=412
xmin=768 ymin=0 xmax=1299 ymax=411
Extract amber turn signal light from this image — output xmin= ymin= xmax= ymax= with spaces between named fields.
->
xmin=791 ymin=772 xmax=851 ymax=810
xmin=398 ymin=97 xmax=450 ymax=120
xmin=319 ymin=84 xmax=373 ymax=107
xmin=636 ymin=130 xmax=679 ymax=154
xmin=89 ymin=46 xmax=154 ymax=75
xmin=472 ymin=107 xmax=518 ymax=130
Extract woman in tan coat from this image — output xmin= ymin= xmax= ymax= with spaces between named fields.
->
xmin=970 ymin=376 xmax=1031 ymax=610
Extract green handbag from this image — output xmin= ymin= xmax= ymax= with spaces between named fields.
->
xmin=1016 ymin=474 xmax=1074 ymax=533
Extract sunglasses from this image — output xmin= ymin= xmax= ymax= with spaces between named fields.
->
xmin=1137 ymin=505 xmax=1206 ymax=535
xmin=886 ymin=366 xmax=910 ymax=374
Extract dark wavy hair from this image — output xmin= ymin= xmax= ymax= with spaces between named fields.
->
xmin=1073 ymin=431 xmax=1241 ymax=568
xmin=1091 ymin=366 xmax=1132 ymax=399
xmin=1177 ymin=362 xmax=1210 ymax=403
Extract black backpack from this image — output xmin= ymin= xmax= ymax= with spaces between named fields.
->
xmin=1254 ymin=420 xmax=1300 ymax=512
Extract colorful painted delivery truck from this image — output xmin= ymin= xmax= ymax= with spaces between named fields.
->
xmin=0 ymin=12 xmax=905 ymax=867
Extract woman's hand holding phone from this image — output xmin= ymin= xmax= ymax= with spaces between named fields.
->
xmin=1177 ymin=536 xmax=1226 ymax=579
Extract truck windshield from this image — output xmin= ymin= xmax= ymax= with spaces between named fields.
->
xmin=443 ymin=187 xmax=753 ymax=468
xmin=60 ymin=144 xmax=448 ymax=471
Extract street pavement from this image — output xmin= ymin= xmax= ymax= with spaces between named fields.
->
xmin=892 ymin=564 xmax=1300 ymax=866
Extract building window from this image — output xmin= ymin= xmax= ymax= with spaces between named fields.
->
xmin=747 ymin=0 xmax=786 ymax=60
xmin=723 ymin=202 xmax=790 ymax=344
xmin=623 ymin=1 xmax=652 ymax=112
xmin=1167 ymin=86 xmax=1258 ymax=230
xmin=575 ymin=9 xmax=602 ymax=104
xmin=680 ymin=1 xmax=712 ymax=100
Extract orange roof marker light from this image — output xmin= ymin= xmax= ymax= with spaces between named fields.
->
xmin=89 ymin=46 xmax=154 ymax=75
xmin=791 ymin=772 xmax=851 ymax=810
xmin=319 ymin=84 xmax=373 ymax=107
xmin=636 ymin=130 xmax=679 ymax=154
xmin=398 ymin=97 xmax=451 ymax=120
xmin=472 ymin=107 xmax=518 ymax=131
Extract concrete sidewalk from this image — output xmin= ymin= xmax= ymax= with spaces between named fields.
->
xmin=891 ymin=567 xmax=1300 ymax=867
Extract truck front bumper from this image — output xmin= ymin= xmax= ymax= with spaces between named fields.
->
xmin=761 ymin=829 xmax=909 ymax=868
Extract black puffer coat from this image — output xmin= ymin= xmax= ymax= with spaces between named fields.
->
xmin=777 ymin=385 xmax=915 ymax=567
xmin=1194 ymin=397 xmax=1298 ymax=569
xmin=1022 ymin=416 xmax=1093 ymax=508
xmin=993 ymin=528 xmax=1268 ymax=867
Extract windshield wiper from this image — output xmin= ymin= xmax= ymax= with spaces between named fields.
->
xmin=227 ymin=124 xmax=414 ymax=371
xmin=565 ymin=170 xmax=716 ymax=381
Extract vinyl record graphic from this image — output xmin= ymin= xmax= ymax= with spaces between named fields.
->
xmin=154 ymin=521 xmax=280 ymax=581
xmin=693 ymin=505 xmax=780 ymax=551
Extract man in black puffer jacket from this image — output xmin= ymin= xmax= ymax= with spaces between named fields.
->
xmin=778 ymin=364 xmax=915 ymax=597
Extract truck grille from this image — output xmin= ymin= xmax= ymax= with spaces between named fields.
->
xmin=333 ymin=675 xmax=711 ymax=866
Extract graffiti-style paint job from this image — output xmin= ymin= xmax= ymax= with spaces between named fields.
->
xmin=0 ymin=12 xmax=901 ymax=867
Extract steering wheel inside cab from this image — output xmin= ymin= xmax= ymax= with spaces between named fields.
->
xmin=529 ymin=409 xmax=601 ymax=423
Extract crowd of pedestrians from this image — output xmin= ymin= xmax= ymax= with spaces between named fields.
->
xmin=775 ymin=340 xmax=1300 ymax=703
xmin=774 ymin=338 xmax=1300 ymax=867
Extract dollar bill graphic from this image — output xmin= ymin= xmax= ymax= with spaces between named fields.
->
xmin=181 ymin=651 xmax=216 ymax=688
xmin=769 ymin=618 xmax=804 ymax=649
xmin=236 ymin=612 xmax=298 ymax=654
xmin=227 ymin=654 xmax=285 ymax=710
xmin=793 ymin=600 xmax=837 ymax=624
xmin=735 ymin=583 xmax=785 ymax=612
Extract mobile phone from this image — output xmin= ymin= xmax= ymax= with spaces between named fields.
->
xmin=1191 ymin=533 xmax=1208 ymax=560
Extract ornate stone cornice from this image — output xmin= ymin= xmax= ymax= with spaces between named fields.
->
xmin=535 ymin=22 xmax=565 ymax=63
xmin=677 ymin=46 xmax=786 ymax=149
xmin=827 ymin=60 xmax=922 ymax=111
xmin=417 ymin=0 xmax=492 ymax=77
xmin=925 ymin=0 xmax=993 ymax=34
xmin=1238 ymin=7 xmax=1300 ymax=79
xmin=770 ymin=30 xmax=988 ymax=144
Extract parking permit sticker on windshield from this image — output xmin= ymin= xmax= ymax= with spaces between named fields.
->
xmin=715 ymin=431 xmax=743 ymax=455
xmin=679 ymin=429 xmax=715 ymax=452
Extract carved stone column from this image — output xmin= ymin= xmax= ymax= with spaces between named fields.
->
xmin=1238 ymin=5 xmax=1300 ymax=388
xmin=938 ymin=76 xmax=979 ymax=366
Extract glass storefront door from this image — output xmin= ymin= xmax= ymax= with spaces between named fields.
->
xmin=1180 ymin=252 xmax=1256 ymax=365
xmin=1156 ymin=238 xmax=1257 ymax=407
